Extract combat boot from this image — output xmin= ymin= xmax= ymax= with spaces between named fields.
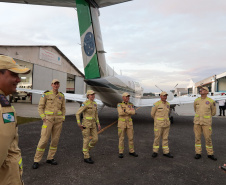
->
xmin=46 ymin=159 xmax=58 ymax=165
xmin=152 ymin=152 xmax=158 ymax=158
xmin=163 ymin=153 xmax=173 ymax=158
xmin=129 ymin=152 xmax=138 ymax=157
xmin=208 ymin=155 xmax=217 ymax=161
xmin=32 ymin=162 xmax=39 ymax=169
xmin=194 ymin=154 xmax=201 ymax=159
xmin=84 ymin=158 xmax=94 ymax=164
xmin=118 ymin=153 xmax=124 ymax=158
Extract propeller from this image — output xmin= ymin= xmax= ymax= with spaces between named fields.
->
xmin=155 ymin=85 xmax=174 ymax=101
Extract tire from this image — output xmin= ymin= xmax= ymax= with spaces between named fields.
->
xmin=170 ymin=116 xmax=174 ymax=124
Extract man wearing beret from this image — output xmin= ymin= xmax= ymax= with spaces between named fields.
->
xmin=151 ymin=91 xmax=173 ymax=158
xmin=32 ymin=79 xmax=66 ymax=169
xmin=193 ymin=87 xmax=217 ymax=160
xmin=0 ymin=55 xmax=30 ymax=184
xmin=117 ymin=92 xmax=138 ymax=158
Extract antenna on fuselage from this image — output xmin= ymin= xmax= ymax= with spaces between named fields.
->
xmin=155 ymin=85 xmax=163 ymax=92
xmin=170 ymin=83 xmax=178 ymax=96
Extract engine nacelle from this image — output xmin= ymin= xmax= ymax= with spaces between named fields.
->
xmin=166 ymin=91 xmax=174 ymax=101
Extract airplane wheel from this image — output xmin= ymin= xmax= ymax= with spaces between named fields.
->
xmin=170 ymin=116 xmax=174 ymax=124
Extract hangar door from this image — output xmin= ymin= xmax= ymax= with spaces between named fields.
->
xmin=218 ymin=77 xmax=226 ymax=92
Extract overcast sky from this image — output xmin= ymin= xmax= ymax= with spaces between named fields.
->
xmin=0 ymin=0 xmax=226 ymax=92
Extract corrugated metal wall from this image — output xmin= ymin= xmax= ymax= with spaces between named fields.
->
xmin=32 ymin=64 xmax=67 ymax=104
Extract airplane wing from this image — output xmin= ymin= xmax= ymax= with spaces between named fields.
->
xmin=16 ymin=88 xmax=103 ymax=105
xmin=169 ymin=95 xmax=226 ymax=105
xmin=0 ymin=0 xmax=132 ymax=8
xmin=132 ymin=98 xmax=160 ymax=107
xmin=133 ymin=95 xmax=226 ymax=107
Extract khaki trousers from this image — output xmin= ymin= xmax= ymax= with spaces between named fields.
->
xmin=34 ymin=119 xmax=63 ymax=162
xmin=0 ymin=159 xmax=23 ymax=185
xmin=194 ymin=124 xmax=213 ymax=155
xmin=82 ymin=127 xmax=98 ymax=159
xmin=153 ymin=126 xmax=170 ymax=154
xmin=118 ymin=127 xmax=135 ymax=153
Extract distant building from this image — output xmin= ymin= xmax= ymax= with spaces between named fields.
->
xmin=174 ymin=88 xmax=188 ymax=96
xmin=154 ymin=92 xmax=161 ymax=97
xmin=0 ymin=45 xmax=85 ymax=104
xmin=187 ymin=72 xmax=226 ymax=95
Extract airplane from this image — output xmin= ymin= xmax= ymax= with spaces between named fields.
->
xmin=3 ymin=0 xmax=226 ymax=120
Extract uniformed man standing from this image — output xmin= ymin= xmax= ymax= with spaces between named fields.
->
xmin=193 ymin=87 xmax=217 ymax=160
xmin=117 ymin=92 xmax=138 ymax=158
xmin=32 ymin=79 xmax=66 ymax=169
xmin=0 ymin=55 xmax=30 ymax=185
xmin=151 ymin=91 xmax=173 ymax=158
xmin=76 ymin=90 xmax=101 ymax=164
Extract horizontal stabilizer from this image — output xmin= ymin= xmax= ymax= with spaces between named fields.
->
xmin=16 ymin=88 xmax=103 ymax=105
xmin=0 ymin=0 xmax=132 ymax=8
xmin=133 ymin=95 xmax=226 ymax=107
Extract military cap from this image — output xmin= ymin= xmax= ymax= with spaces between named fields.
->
xmin=160 ymin=91 xmax=168 ymax=96
xmin=122 ymin=92 xmax=130 ymax=97
xmin=0 ymin=55 xmax=30 ymax=74
xmin=52 ymin=79 xmax=60 ymax=84
xmin=86 ymin=90 xmax=95 ymax=95
xmin=201 ymin=87 xmax=209 ymax=92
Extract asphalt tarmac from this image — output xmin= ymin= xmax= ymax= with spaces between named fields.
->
xmin=18 ymin=105 xmax=226 ymax=185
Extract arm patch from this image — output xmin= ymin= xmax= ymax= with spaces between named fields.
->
xmin=0 ymin=94 xmax=11 ymax=107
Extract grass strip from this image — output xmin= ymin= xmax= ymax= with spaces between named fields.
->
xmin=17 ymin=116 xmax=41 ymax=125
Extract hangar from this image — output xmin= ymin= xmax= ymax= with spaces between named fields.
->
xmin=0 ymin=45 xmax=85 ymax=104
xmin=187 ymin=72 xmax=226 ymax=95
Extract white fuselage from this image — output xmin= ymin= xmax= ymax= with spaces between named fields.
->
xmin=85 ymin=75 xmax=143 ymax=107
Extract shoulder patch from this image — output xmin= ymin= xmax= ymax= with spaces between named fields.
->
xmin=0 ymin=94 xmax=11 ymax=107
xmin=206 ymin=97 xmax=214 ymax=103
xmin=42 ymin=94 xmax=45 ymax=97
xmin=2 ymin=112 xmax=15 ymax=123
xmin=44 ymin=90 xmax=51 ymax=95
xmin=81 ymin=104 xmax=85 ymax=107
xmin=155 ymin=100 xmax=161 ymax=106
xmin=85 ymin=101 xmax=91 ymax=106
xmin=118 ymin=104 xmax=121 ymax=107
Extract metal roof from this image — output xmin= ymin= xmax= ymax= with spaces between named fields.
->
xmin=0 ymin=0 xmax=132 ymax=8
xmin=0 ymin=45 xmax=85 ymax=77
